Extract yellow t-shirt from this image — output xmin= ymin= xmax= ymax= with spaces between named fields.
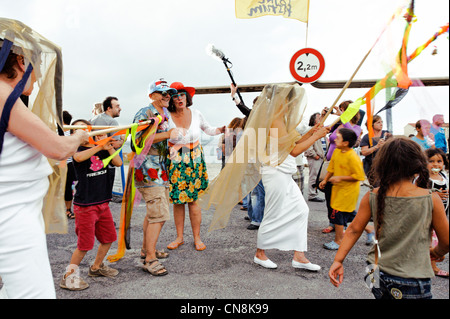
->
xmin=328 ymin=148 xmax=365 ymax=212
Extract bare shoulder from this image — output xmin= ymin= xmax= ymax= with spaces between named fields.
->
xmin=0 ymin=82 xmax=15 ymax=114
xmin=0 ymin=81 xmax=14 ymax=100
xmin=414 ymin=187 xmax=432 ymax=196
xmin=374 ymin=184 xmax=431 ymax=197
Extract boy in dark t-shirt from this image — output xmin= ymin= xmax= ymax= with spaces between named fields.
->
xmin=60 ymin=122 xmax=123 ymax=291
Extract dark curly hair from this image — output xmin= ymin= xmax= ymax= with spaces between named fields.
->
xmin=425 ymin=147 xmax=448 ymax=170
xmin=168 ymin=90 xmax=193 ymax=112
xmin=371 ymin=137 xmax=430 ymax=239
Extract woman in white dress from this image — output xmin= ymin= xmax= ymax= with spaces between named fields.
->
xmin=200 ymin=84 xmax=328 ymax=271
xmin=0 ymin=19 xmax=88 ymax=298
xmin=255 ymin=103 xmax=328 ymax=269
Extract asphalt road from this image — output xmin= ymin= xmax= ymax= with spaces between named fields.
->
xmin=42 ymin=184 xmax=449 ymax=303
xmin=2 ymin=179 xmax=447 ymax=310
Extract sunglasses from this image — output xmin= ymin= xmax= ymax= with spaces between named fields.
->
xmin=171 ymin=92 xmax=187 ymax=99
xmin=155 ymin=91 xmax=171 ymax=97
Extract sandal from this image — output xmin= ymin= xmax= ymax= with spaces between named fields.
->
xmin=167 ymin=240 xmax=184 ymax=250
xmin=140 ymin=249 xmax=169 ymax=259
xmin=435 ymin=269 xmax=449 ymax=278
xmin=194 ymin=242 xmax=206 ymax=251
xmin=66 ymin=209 xmax=75 ymax=219
xmin=321 ymin=226 xmax=334 ymax=233
xmin=323 ymin=241 xmax=340 ymax=250
xmin=142 ymin=259 xmax=168 ymax=276
xmin=156 ymin=250 xmax=169 ymax=259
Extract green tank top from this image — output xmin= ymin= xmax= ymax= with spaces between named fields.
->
xmin=367 ymin=191 xmax=434 ymax=278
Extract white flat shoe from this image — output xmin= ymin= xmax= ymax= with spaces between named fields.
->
xmin=292 ymin=260 xmax=321 ymax=271
xmin=254 ymin=256 xmax=277 ymax=269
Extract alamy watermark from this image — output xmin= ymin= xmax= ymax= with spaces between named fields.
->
xmin=64 ymin=264 xmax=82 ymax=289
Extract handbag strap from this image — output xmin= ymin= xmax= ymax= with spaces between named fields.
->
xmin=0 ymin=63 xmax=33 ymax=156
xmin=368 ymin=186 xmax=381 ymax=267
xmin=313 ymin=138 xmax=331 ymax=188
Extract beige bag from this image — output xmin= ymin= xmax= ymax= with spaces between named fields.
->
xmin=318 ymin=160 xmax=330 ymax=182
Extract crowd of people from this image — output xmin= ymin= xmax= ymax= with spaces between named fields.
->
xmin=1 ymin=21 xmax=449 ymax=300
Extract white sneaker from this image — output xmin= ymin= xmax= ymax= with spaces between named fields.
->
xmin=292 ymin=260 xmax=321 ymax=271
xmin=254 ymin=256 xmax=277 ymax=269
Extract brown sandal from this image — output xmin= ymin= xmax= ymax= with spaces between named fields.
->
xmin=156 ymin=250 xmax=169 ymax=259
xmin=142 ymin=259 xmax=168 ymax=276
xmin=140 ymin=249 xmax=169 ymax=259
xmin=66 ymin=209 xmax=75 ymax=219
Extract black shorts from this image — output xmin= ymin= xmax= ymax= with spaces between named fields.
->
xmin=330 ymin=209 xmax=356 ymax=226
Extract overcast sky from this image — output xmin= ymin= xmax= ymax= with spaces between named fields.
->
xmin=2 ymin=0 xmax=449 ymax=139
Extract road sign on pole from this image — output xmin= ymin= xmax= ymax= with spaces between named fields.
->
xmin=289 ymin=48 xmax=325 ymax=83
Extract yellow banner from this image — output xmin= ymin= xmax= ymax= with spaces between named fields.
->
xmin=236 ymin=0 xmax=309 ymax=23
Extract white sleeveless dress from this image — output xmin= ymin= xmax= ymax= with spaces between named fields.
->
xmin=0 ymin=132 xmax=55 ymax=299
xmin=257 ymin=155 xmax=309 ymax=252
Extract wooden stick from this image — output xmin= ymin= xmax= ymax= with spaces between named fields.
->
xmin=328 ymin=117 xmax=341 ymax=129
xmin=64 ymin=119 xmax=156 ymax=132
xmin=320 ymin=49 xmax=372 ymax=126
xmin=76 ymin=120 xmax=156 ymax=137
xmin=88 ymin=120 xmax=156 ymax=137
xmin=64 ymin=125 xmax=115 ymax=130
xmin=88 ymin=126 xmax=128 ymax=137
xmin=320 ymin=7 xmax=402 ymax=126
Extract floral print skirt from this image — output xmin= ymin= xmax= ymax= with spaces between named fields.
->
xmin=167 ymin=143 xmax=209 ymax=204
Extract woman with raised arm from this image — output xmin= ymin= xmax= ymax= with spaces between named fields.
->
xmin=201 ymin=84 xmax=328 ymax=271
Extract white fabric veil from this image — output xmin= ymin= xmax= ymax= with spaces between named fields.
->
xmin=200 ymin=83 xmax=307 ymax=231
xmin=1 ymin=18 xmax=67 ymax=234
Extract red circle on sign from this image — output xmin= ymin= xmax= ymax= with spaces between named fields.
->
xmin=289 ymin=48 xmax=325 ymax=83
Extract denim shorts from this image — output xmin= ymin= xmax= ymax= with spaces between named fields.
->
xmin=371 ymin=271 xmax=432 ymax=299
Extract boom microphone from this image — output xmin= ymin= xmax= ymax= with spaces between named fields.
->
xmin=206 ymin=43 xmax=243 ymax=103
xmin=206 ymin=44 xmax=230 ymax=63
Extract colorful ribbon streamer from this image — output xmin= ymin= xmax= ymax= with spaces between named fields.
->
xmin=107 ymin=115 xmax=164 ymax=263
xmin=340 ymin=20 xmax=449 ymax=145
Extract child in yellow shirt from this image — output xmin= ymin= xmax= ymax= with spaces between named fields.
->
xmin=319 ymin=128 xmax=365 ymax=250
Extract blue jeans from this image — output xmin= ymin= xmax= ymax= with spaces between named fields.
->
xmin=242 ymin=194 xmax=249 ymax=209
xmin=247 ymin=180 xmax=265 ymax=225
xmin=371 ymin=272 xmax=432 ymax=299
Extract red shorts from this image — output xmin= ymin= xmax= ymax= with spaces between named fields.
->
xmin=74 ymin=203 xmax=117 ymax=251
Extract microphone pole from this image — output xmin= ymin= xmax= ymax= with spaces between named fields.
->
xmin=222 ymin=58 xmax=244 ymax=103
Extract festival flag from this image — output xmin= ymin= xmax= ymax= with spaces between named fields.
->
xmin=235 ymin=0 xmax=309 ymax=23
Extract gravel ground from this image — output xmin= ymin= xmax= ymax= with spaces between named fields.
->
xmin=1 ymin=167 xmax=448 ymax=308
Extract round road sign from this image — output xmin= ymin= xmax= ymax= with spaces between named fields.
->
xmin=289 ymin=48 xmax=325 ymax=83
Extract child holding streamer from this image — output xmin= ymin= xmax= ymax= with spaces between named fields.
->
xmin=60 ymin=120 xmax=123 ymax=291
